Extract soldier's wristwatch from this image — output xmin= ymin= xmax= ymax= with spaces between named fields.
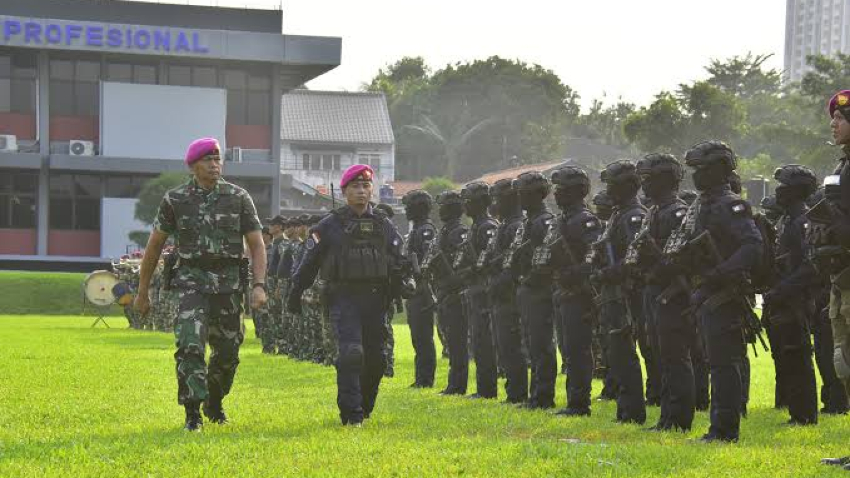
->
xmin=252 ymin=282 xmax=268 ymax=292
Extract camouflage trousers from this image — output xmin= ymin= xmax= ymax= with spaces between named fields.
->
xmin=384 ymin=310 xmax=395 ymax=378
xmin=174 ymin=290 xmax=245 ymax=405
xmin=829 ymin=276 xmax=850 ymax=394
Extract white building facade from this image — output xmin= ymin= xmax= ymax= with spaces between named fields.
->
xmin=785 ymin=0 xmax=850 ymax=82
xmin=280 ymin=90 xmax=395 ymax=203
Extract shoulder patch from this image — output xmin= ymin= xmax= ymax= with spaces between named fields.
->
xmin=486 ymin=229 xmax=495 ymax=237
xmin=630 ymin=215 xmax=644 ymax=223
xmin=544 ymin=218 xmax=553 ymax=226
xmin=585 ymin=219 xmax=599 ymax=229
xmin=675 ymin=209 xmax=686 ymax=218
xmin=306 ymin=233 xmax=319 ymax=250
xmin=730 ymin=201 xmax=751 ymax=215
xmin=422 ymin=230 xmax=433 ymax=238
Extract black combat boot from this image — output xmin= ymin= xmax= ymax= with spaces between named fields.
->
xmin=202 ymin=395 xmax=228 ymax=425
xmin=183 ymin=402 xmax=203 ymax=431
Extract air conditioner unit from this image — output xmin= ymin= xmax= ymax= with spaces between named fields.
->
xmin=69 ymin=140 xmax=95 ymax=156
xmin=231 ymin=147 xmax=243 ymax=163
xmin=0 ymin=135 xmax=18 ymax=152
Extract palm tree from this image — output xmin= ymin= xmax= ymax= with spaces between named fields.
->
xmin=403 ymin=111 xmax=499 ymax=180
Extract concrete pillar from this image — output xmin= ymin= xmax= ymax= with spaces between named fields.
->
xmin=36 ymin=51 xmax=50 ymax=256
xmin=270 ymin=64 xmax=282 ymax=216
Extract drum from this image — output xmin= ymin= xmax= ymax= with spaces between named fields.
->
xmin=83 ymin=270 xmax=120 ymax=307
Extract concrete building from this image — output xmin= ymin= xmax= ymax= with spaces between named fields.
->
xmin=785 ymin=0 xmax=850 ymax=82
xmin=0 ymin=0 xmax=340 ymax=266
xmin=280 ymin=90 xmax=395 ymax=203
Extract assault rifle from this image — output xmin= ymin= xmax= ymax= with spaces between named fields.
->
xmin=687 ymin=231 xmax=768 ymax=355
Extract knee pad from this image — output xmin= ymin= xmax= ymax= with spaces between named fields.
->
xmin=339 ymin=343 xmax=364 ymax=369
xmin=834 ymin=345 xmax=850 ymax=380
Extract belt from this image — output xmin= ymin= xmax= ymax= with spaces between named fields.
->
xmin=180 ymin=257 xmax=241 ymax=269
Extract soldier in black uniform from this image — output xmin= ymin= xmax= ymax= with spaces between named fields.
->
xmin=428 ymin=191 xmax=470 ymax=396
xmin=763 ymin=165 xmax=820 ymax=425
xmin=287 ymin=165 xmax=412 ymax=426
xmin=806 ymin=188 xmax=850 ymax=415
xmin=481 ymin=178 xmax=529 ymax=404
xmin=591 ymin=190 xmax=618 ymax=402
xmin=509 ymin=172 xmax=557 ymax=410
xmin=592 ymin=160 xmax=647 ymax=424
xmin=459 ymin=182 xmax=500 ymax=399
xmin=672 ymin=141 xmax=763 ymax=442
xmin=402 ymin=190 xmax=438 ymax=388
xmin=633 ymin=154 xmax=697 ymax=431
xmin=541 ymin=166 xmax=602 ymax=416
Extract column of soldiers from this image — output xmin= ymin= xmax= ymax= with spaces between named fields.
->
xmin=406 ymin=136 xmax=850 ymax=445
xmin=113 ymin=250 xmax=178 ymax=332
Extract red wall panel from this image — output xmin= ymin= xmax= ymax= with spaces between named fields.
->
xmin=48 ymin=230 xmax=100 ymax=257
xmin=0 ymin=229 xmax=36 ymax=255
xmin=50 ymin=116 xmax=99 ymax=142
xmin=0 ymin=113 xmax=36 ymax=140
xmin=226 ymin=124 xmax=271 ymax=150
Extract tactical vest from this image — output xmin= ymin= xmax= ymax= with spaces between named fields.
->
xmin=532 ymin=218 xmax=560 ymax=271
xmin=171 ymin=182 xmax=244 ymax=260
xmin=322 ymin=215 xmax=389 ymax=283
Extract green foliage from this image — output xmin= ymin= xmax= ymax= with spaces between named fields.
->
xmin=0 ymin=271 xmax=123 ymax=315
xmin=421 ymin=176 xmax=457 ymax=197
xmin=366 ymin=56 xmax=578 ymax=180
xmin=135 ymin=172 xmax=189 ymax=225
xmin=737 ymin=153 xmax=778 ymax=181
xmin=2 ymin=316 xmax=849 ymax=477
xmin=574 ymin=98 xmax=637 ymax=149
xmin=128 ymin=230 xmax=150 ymax=249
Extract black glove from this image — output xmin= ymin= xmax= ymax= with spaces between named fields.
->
xmin=286 ymin=289 xmax=303 ymax=315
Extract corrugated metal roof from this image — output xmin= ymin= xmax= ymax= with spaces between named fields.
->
xmin=281 ymin=90 xmax=395 ymax=145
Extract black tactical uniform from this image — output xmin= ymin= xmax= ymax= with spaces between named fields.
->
xmin=805 ymin=188 xmax=850 ymax=414
xmin=481 ymin=179 xmax=529 ymax=403
xmin=459 ymin=182 xmax=500 ymax=399
xmin=591 ymin=190 xmax=618 ymax=401
xmin=426 ymin=191 xmax=470 ymax=395
xmin=402 ymin=190 xmax=438 ymax=388
xmin=592 ymin=160 xmax=647 ymax=424
xmin=763 ymin=165 xmax=820 ymax=425
xmin=287 ymin=204 xmax=410 ymax=426
xmin=540 ymin=166 xmax=602 ymax=416
xmin=633 ymin=154 xmax=697 ymax=431
xmin=670 ymin=141 xmax=763 ymax=442
xmin=508 ymin=172 xmax=557 ymax=410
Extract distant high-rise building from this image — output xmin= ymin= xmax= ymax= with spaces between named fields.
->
xmin=785 ymin=0 xmax=850 ymax=82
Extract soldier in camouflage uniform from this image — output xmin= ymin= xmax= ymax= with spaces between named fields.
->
xmin=135 ymin=137 xmax=267 ymax=432
xmin=276 ymin=217 xmax=302 ymax=356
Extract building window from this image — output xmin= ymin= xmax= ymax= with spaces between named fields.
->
xmin=49 ymin=174 xmax=100 ymax=230
xmin=0 ymin=50 xmax=37 ymax=115
xmin=50 ymin=58 xmax=100 ymax=116
xmin=105 ymin=176 xmax=150 ymax=198
xmin=301 ymin=153 xmax=341 ymax=171
xmin=228 ymin=178 xmax=270 ymax=217
xmin=106 ymin=62 xmax=158 ymax=85
xmin=358 ymin=153 xmax=381 ymax=171
xmin=0 ymin=171 xmax=37 ymax=228
xmin=223 ymin=68 xmax=270 ymax=126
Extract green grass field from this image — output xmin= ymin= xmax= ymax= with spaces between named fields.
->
xmin=1 ymin=315 xmax=848 ymax=478
xmin=0 ymin=271 xmax=124 ymax=316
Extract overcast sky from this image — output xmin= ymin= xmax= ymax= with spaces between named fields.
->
xmin=173 ymin=0 xmax=787 ymax=109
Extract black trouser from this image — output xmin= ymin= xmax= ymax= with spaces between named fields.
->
xmin=406 ymin=289 xmax=437 ymax=387
xmin=645 ymin=285 xmax=696 ymax=430
xmin=692 ymin=320 xmax=711 ymax=410
xmin=329 ymin=287 xmax=388 ymax=424
xmin=599 ymin=286 xmax=646 ymax=423
xmin=438 ymin=291 xmax=468 ymax=394
xmin=768 ymin=311 xmax=819 ymax=424
xmin=491 ymin=290 xmax=529 ymax=403
xmin=813 ymin=302 xmax=850 ymax=412
xmin=765 ymin=319 xmax=787 ymax=409
xmin=698 ymin=300 xmax=745 ymax=440
xmin=636 ymin=290 xmax=661 ymax=406
xmin=465 ymin=283 xmax=498 ymax=397
xmin=554 ymin=304 xmax=568 ymax=373
xmin=557 ymin=289 xmax=595 ymax=411
xmin=517 ymin=283 xmax=557 ymax=408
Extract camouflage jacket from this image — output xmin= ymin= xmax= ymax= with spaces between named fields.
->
xmin=154 ymin=177 xmax=261 ymax=294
